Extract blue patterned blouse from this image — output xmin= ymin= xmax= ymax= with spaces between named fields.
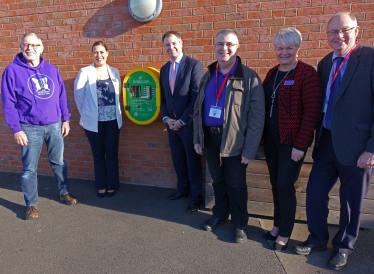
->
xmin=96 ymin=78 xmax=116 ymax=121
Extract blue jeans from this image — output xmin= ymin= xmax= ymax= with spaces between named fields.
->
xmin=20 ymin=121 xmax=69 ymax=206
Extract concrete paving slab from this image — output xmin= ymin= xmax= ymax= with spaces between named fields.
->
xmin=0 ymin=171 xmax=373 ymax=274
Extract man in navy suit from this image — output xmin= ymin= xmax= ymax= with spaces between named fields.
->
xmin=160 ymin=31 xmax=204 ymax=214
xmin=293 ymin=12 xmax=374 ymax=270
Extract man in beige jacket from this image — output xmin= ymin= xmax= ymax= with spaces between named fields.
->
xmin=193 ymin=29 xmax=265 ymax=243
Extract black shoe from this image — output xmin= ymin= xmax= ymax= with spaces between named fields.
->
xmin=203 ymin=217 xmax=227 ymax=232
xmin=293 ymin=241 xmax=327 ymax=255
xmin=273 ymin=241 xmax=288 ymax=251
xmin=235 ymin=228 xmax=247 ymax=244
xmin=186 ymin=201 xmax=201 ymax=214
xmin=168 ymin=192 xmax=188 ymax=200
xmin=328 ymin=252 xmax=348 ymax=270
xmin=97 ymin=191 xmax=106 ymax=198
xmin=263 ymin=231 xmax=277 ymax=241
xmin=106 ymin=190 xmax=116 ymax=197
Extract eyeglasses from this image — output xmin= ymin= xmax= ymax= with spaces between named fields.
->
xmin=22 ymin=43 xmax=42 ymax=49
xmin=326 ymin=27 xmax=356 ymax=36
xmin=215 ymin=42 xmax=238 ymax=48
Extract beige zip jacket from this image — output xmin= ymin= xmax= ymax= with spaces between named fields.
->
xmin=193 ymin=57 xmax=265 ymax=159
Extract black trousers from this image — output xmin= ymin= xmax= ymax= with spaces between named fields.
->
xmin=203 ymin=128 xmax=248 ymax=229
xmin=168 ymin=125 xmax=202 ymax=203
xmin=264 ymin=135 xmax=305 ymax=237
xmin=84 ymin=120 xmax=120 ymax=191
xmin=306 ymin=128 xmax=372 ymax=255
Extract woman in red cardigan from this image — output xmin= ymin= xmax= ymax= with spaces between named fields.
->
xmin=262 ymin=27 xmax=322 ymax=251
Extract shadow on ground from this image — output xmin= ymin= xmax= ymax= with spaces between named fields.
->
xmin=1 ymin=171 xmax=373 ymax=274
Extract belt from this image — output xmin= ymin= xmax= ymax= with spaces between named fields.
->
xmin=204 ymin=126 xmax=223 ymax=134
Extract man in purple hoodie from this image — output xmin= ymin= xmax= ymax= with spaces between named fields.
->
xmin=1 ymin=33 xmax=78 ymax=220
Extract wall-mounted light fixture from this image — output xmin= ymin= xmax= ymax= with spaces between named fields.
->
xmin=128 ymin=0 xmax=162 ymax=23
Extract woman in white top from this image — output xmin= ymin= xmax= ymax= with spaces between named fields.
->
xmin=74 ymin=41 xmax=122 ymax=198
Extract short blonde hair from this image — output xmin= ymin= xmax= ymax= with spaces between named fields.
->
xmin=273 ymin=27 xmax=302 ymax=48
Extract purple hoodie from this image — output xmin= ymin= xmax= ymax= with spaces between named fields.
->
xmin=1 ymin=53 xmax=71 ymax=133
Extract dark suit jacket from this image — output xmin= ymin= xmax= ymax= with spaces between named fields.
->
xmin=314 ymin=45 xmax=374 ymax=166
xmin=160 ymin=54 xmax=204 ymax=126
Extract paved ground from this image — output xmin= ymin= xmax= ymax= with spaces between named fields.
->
xmin=0 ymin=171 xmax=373 ymax=274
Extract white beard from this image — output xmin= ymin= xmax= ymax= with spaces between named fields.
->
xmin=22 ymin=51 xmax=39 ymax=62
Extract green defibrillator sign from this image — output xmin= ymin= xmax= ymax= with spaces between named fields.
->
xmin=123 ymin=67 xmax=161 ymax=125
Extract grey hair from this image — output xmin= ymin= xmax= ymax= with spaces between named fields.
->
xmin=20 ymin=33 xmax=43 ymax=46
xmin=273 ymin=27 xmax=302 ymax=48
xmin=327 ymin=12 xmax=357 ymax=27
xmin=216 ymin=29 xmax=239 ymax=43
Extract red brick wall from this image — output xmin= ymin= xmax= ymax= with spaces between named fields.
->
xmin=0 ymin=0 xmax=373 ymax=188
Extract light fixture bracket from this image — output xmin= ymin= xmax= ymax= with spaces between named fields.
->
xmin=128 ymin=0 xmax=162 ymax=23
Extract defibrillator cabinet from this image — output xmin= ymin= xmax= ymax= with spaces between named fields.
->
xmin=122 ymin=67 xmax=161 ymax=125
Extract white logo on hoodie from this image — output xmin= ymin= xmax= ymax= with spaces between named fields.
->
xmin=28 ymin=73 xmax=55 ymax=99
xmin=31 ymin=77 xmax=50 ymax=92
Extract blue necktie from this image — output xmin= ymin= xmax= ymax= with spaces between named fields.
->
xmin=325 ymin=57 xmax=344 ymax=130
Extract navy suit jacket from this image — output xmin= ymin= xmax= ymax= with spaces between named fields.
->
xmin=160 ymin=54 xmax=204 ymax=126
xmin=314 ymin=45 xmax=374 ymax=166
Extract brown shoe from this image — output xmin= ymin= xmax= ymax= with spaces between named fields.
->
xmin=25 ymin=206 xmax=39 ymax=220
xmin=60 ymin=193 xmax=78 ymax=205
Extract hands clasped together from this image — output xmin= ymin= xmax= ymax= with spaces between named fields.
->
xmin=165 ymin=118 xmax=183 ymax=131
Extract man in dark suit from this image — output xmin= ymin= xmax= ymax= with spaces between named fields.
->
xmin=293 ymin=12 xmax=374 ymax=270
xmin=160 ymin=31 xmax=204 ymax=214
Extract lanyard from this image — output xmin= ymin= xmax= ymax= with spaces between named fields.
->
xmin=215 ymin=62 xmax=231 ymax=106
xmin=330 ymin=41 xmax=358 ymax=89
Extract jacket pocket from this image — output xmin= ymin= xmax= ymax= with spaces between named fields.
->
xmin=232 ymin=89 xmax=244 ymax=106
xmin=231 ymin=80 xmax=245 ymax=106
xmin=82 ymin=107 xmax=92 ymax=115
xmin=357 ymin=123 xmax=371 ymax=130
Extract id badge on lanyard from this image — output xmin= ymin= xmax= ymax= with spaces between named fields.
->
xmin=209 ymin=105 xmax=222 ymax=118
xmin=210 ymin=63 xmax=230 ymax=119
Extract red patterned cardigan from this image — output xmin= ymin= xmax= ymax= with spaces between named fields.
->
xmin=262 ymin=61 xmax=322 ymax=151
